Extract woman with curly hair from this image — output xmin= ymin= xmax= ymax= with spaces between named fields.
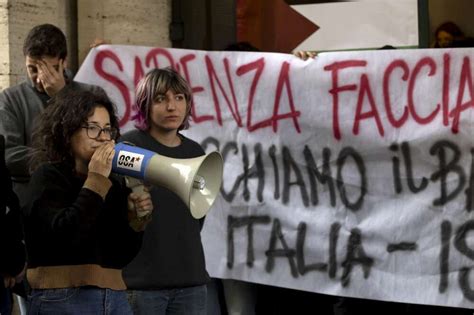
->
xmin=24 ymin=87 xmax=153 ymax=314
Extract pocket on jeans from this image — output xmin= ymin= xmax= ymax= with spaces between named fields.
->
xmin=39 ymin=288 xmax=80 ymax=302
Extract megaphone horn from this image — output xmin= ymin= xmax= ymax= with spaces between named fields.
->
xmin=112 ymin=142 xmax=223 ymax=219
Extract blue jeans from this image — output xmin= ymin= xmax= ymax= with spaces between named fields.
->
xmin=127 ymin=285 xmax=207 ymax=315
xmin=27 ymin=287 xmax=132 ymax=315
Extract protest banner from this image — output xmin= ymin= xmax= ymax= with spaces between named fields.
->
xmin=75 ymin=45 xmax=474 ymax=308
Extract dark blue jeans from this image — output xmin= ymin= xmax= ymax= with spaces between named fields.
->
xmin=27 ymin=287 xmax=132 ymax=315
xmin=127 ymin=285 xmax=207 ymax=315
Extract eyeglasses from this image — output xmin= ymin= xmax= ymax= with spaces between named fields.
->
xmin=81 ymin=124 xmax=118 ymax=140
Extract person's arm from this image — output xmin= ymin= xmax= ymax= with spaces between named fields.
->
xmin=0 ymin=198 xmax=25 ymax=278
xmin=28 ymin=167 xmax=112 ymax=244
xmin=0 ymin=94 xmax=30 ymax=180
xmin=28 ymin=143 xmax=116 ymax=243
xmin=1 ymin=205 xmax=26 ymax=289
xmin=98 ymin=178 xmax=152 ymax=267
xmin=0 ymin=135 xmax=26 ymax=281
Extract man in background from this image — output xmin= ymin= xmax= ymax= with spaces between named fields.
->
xmin=0 ymin=23 xmax=103 ymax=206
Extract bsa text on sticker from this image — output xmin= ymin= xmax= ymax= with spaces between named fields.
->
xmin=116 ymin=150 xmax=145 ymax=172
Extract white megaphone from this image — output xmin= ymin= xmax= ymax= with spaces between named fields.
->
xmin=112 ymin=142 xmax=223 ymax=219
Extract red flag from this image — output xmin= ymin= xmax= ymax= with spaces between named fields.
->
xmin=236 ymin=0 xmax=319 ymax=53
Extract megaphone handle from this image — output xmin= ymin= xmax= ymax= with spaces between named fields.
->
xmin=125 ymin=176 xmax=149 ymax=218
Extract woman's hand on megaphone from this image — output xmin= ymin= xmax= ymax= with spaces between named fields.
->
xmin=88 ymin=140 xmax=115 ymax=178
xmin=127 ymin=186 xmax=153 ymax=232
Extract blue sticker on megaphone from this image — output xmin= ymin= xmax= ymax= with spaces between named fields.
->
xmin=112 ymin=142 xmax=155 ymax=178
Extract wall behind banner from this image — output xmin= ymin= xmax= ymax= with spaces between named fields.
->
xmin=77 ymin=0 xmax=171 ymax=65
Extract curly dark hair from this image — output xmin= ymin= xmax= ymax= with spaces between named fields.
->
xmin=29 ymin=86 xmax=119 ymax=172
xmin=23 ymin=24 xmax=67 ymax=59
xmin=224 ymin=41 xmax=260 ymax=52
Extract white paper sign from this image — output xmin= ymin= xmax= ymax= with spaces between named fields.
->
xmin=76 ymin=45 xmax=474 ymax=308
xmin=292 ymin=0 xmax=418 ymax=51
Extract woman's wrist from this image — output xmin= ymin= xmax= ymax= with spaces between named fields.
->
xmin=128 ymin=210 xmax=152 ymax=232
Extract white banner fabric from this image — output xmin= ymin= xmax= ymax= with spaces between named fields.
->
xmin=75 ymin=45 xmax=474 ymax=308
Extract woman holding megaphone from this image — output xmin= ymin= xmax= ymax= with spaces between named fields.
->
xmin=121 ymin=68 xmax=209 ymax=315
xmin=23 ymin=87 xmax=153 ymax=314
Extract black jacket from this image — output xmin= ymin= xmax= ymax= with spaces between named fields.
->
xmin=0 ymin=135 xmax=26 ymax=294
xmin=121 ymin=130 xmax=210 ymax=289
xmin=23 ymin=161 xmax=143 ymax=289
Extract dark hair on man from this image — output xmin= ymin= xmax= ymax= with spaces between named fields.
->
xmin=23 ymin=24 xmax=67 ymax=59
xmin=224 ymin=41 xmax=260 ymax=52
xmin=133 ymin=67 xmax=193 ymax=131
xmin=30 ymin=87 xmax=119 ymax=172
xmin=378 ymin=45 xmax=396 ymax=50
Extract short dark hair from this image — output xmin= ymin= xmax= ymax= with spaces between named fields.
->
xmin=133 ymin=67 xmax=193 ymax=131
xmin=30 ymin=87 xmax=119 ymax=172
xmin=23 ymin=24 xmax=67 ymax=59
xmin=435 ymin=21 xmax=464 ymax=39
xmin=378 ymin=45 xmax=396 ymax=50
xmin=224 ymin=41 xmax=260 ymax=52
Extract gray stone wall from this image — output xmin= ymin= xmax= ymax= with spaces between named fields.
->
xmin=78 ymin=0 xmax=171 ymax=64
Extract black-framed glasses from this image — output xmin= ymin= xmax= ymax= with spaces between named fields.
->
xmin=81 ymin=125 xmax=118 ymax=140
